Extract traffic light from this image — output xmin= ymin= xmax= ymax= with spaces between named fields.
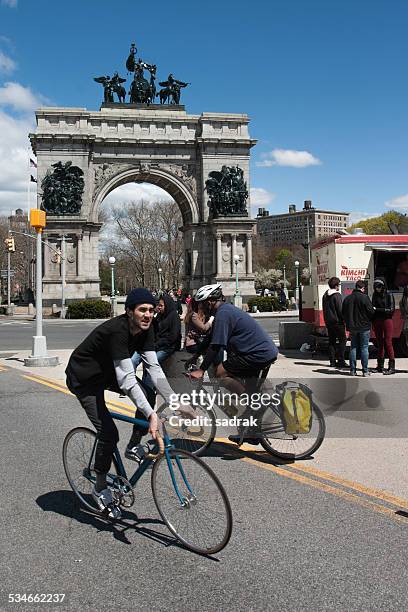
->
xmin=4 ymin=237 xmax=15 ymax=252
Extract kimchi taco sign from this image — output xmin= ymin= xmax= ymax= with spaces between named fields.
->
xmin=340 ymin=265 xmax=369 ymax=281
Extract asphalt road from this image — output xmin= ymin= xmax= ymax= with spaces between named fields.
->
xmin=0 ymin=367 xmax=407 ymax=611
xmin=0 ymin=317 xmax=282 ymax=351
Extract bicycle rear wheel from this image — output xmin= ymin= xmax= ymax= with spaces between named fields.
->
xmin=260 ymin=403 xmax=326 ymax=459
xmin=151 ymin=449 xmax=232 ymax=555
xmin=62 ymin=427 xmax=118 ymax=513
xmin=156 ymin=403 xmax=216 ymax=456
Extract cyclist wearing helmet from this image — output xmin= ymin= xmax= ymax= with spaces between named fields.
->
xmin=66 ymin=288 xmax=176 ymax=519
xmin=190 ymin=282 xmax=278 ymax=396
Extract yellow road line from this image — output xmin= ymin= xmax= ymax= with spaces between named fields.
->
xmin=19 ymin=374 xmax=408 ymax=522
xmin=242 ymin=456 xmax=408 ymax=524
xmin=287 ymin=463 xmax=408 ymax=511
xmin=22 ymin=374 xmax=135 ymax=417
xmin=216 ymin=436 xmax=408 ymax=520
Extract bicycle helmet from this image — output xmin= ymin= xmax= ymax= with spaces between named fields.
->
xmin=195 ymin=283 xmax=223 ymax=302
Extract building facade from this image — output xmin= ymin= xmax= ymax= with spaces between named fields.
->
xmin=256 ymin=200 xmax=349 ymax=248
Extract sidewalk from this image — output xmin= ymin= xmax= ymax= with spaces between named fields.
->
xmin=2 ymin=348 xmax=408 ymax=381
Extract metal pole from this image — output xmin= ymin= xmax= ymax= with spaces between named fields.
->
xmin=295 ymin=265 xmax=299 ymax=306
xmin=35 ymin=228 xmax=43 ymax=339
xmin=7 ymin=250 xmax=11 ymax=309
xmin=111 ymin=264 xmax=115 ymax=317
xmin=61 ymin=235 xmax=66 ymax=319
xmin=111 ymin=265 xmax=115 ymax=296
xmin=306 ymin=217 xmax=312 ymax=284
xmin=235 ymin=261 xmax=239 ymax=295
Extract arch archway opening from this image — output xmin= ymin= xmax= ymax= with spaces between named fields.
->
xmin=99 ymin=182 xmax=185 ymax=294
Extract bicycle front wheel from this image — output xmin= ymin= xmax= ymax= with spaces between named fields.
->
xmin=156 ymin=403 xmax=216 ymax=456
xmin=151 ymin=449 xmax=232 ymax=555
xmin=62 ymin=427 xmax=118 ymax=513
xmin=260 ymin=403 xmax=326 ymax=459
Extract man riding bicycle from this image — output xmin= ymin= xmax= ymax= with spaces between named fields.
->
xmin=188 ymin=283 xmax=279 ymax=444
xmin=66 ymin=288 xmax=177 ymax=519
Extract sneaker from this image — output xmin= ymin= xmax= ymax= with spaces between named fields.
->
xmin=362 ymin=370 xmax=371 ymax=377
xmin=125 ymin=444 xmax=146 ymax=463
xmin=350 ymin=370 xmax=358 ymax=376
xmin=92 ymin=487 xmax=122 ymax=519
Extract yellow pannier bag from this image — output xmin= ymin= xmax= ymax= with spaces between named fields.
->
xmin=278 ymin=382 xmax=313 ymax=435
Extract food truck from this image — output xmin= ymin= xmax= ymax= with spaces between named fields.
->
xmin=301 ymin=234 xmax=408 ymax=355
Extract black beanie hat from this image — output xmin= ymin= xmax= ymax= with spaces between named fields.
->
xmin=125 ymin=288 xmax=157 ymax=310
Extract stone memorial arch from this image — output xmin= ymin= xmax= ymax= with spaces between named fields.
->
xmin=30 ymin=104 xmax=257 ymax=303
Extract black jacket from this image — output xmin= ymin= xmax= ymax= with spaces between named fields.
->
xmin=342 ymin=289 xmax=375 ymax=333
xmin=155 ymin=293 xmax=182 ymax=352
xmin=372 ymin=291 xmax=395 ymax=321
xmin=322 ymin=289 xmax=344 ymax=326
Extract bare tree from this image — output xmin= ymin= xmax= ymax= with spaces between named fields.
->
xmin=102 ymin=199 xmax=183 ymax=290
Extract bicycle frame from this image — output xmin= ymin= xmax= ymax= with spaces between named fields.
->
xmin=87 ymin=411 xmax=193 ymax=504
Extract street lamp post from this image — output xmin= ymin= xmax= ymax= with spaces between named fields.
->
xmin=158 ymin=267 xmax=162 ymax=293
xmin=233 ymin=254 xmax=242 ymax=308
xmin=306 ymin=217 xmax=312 ymax=285
xmin=109 ymin=256 xmax=116 ymax=317
xmin=294 ymin=260 xmax=300 ymax=308
xmin=283 ymin=264 xmax=287 ymax=297
xmin=60 ymin=234 xmax=66 ymax=319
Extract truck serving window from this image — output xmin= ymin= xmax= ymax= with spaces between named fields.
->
xmin=374 ymin=250 xmax=408 ymax=290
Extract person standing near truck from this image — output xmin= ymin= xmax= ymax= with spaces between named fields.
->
xmin=322 ymin=277 xmax=348 ymax=369
xmin=371 ymin=278 xmax=396 ymax=375
xmin=342 ymin=280 xmax=375 ymax=376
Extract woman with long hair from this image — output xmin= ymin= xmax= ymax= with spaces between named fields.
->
xmin=372 ymin=277 xmax=396 ymax=374
xmin=184 ymin=298 xmax=214 ymax=354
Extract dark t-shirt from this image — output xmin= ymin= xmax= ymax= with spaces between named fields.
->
xmin=211 ymin=303 xmax=278 ymax=363
xmin=66 ymin=314 xmax=155 ymax=391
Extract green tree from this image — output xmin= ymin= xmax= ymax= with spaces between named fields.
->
xmin=349 ymin=210 xmax=408 ymax=234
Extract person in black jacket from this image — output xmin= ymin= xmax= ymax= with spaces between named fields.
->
xmin=342 ymin=280 xmax=375 ymax=376
xmin=127 ymin=292 xmax=182 ymax=459
xmin=322 ymin=276 xmax=348 ymax=368
xmin=371 ymin=278 xmax=396 ymax=374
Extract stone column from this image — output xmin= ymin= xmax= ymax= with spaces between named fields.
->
xmin=216 ymin=233 xmax=222 ymax=276
xmin=44 ymin=236 xmax=50 ymax=276
xmin=77 ymin=234 xmax=82 ymax=276
xmin=201 ymin=230 xmax=206 ymax=281
xmin=231 ymin=234 xmax=237 ymax=275
xmin=246 ymin=234 xmax=253 ymax=274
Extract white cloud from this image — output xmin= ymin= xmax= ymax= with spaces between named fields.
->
xmin=103 ymin=183 xmax=173 ymax=209
xmin=0 ymin=50 xmax=16 ymax=73
xmin=385 ymin=194 xmax=408 ymax=210
xmin=250 ymin=187 xmax=276 ymax=213
xmin=0 ymin=82 xmax=45 ymax=112
xmin=348 ymin=211 xmax=382 ymax=225
xmin=100 ymin=184 xmax=174 ymax=238
xmin=0 ymin=109 xmax=37 ymax=215
xmin=1 ymin=0 xmax=18 ymax=8
xmin=257 ymin=148 xmax=322 ymax=168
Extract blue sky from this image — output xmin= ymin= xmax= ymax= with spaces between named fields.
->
xmin=0 ymin=0 xmax=407 ymax=222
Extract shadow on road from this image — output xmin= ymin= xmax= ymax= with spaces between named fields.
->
xmin=198 ymin=439 xmax=306 ymax=466
xmin=36 ymin=489 xmax=222 ymax=559
xmin=37 ymin=489 xmax=173 ymax=547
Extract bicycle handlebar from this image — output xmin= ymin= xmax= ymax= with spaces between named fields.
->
xmin=145 ymin=433 xmax=165 ymax=459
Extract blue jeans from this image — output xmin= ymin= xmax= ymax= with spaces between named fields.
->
xmin=350 ymin=330 xmax=370 ymax=372
xmin=131 ymin=349 xmax=174 ymax=391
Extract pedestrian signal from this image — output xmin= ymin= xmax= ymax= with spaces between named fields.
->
xmin=4 ymin=237 xmax=15 ymax=252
